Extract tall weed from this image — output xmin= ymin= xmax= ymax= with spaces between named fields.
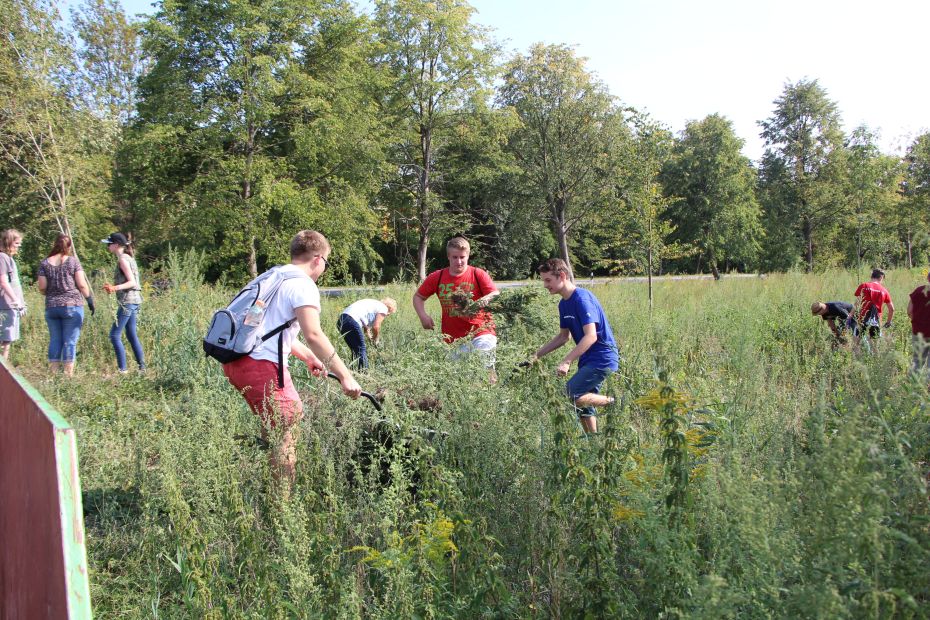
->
xmin=8 ymin=269 xmax=930 ymax=617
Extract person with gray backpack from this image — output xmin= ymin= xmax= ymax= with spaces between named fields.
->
xmin=204 ymin=230 xmax=361 ymax=484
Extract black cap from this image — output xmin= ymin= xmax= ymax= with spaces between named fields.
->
xmin=100 ymin=232 xmax=130 ymax=246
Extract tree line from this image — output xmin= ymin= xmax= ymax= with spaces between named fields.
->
xmin=1 ymin=0 xmax=928 ymax=284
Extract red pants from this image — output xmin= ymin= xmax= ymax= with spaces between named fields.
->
xmin=223 ymin=356 xmax=303 ymax=427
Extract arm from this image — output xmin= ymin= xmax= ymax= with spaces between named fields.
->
xmin=556 ymin=323 xmax=599 ymax=376
xmin=37 ymin=275 xmax=48 ymax=295
xmin=0 ymin=259 xmax=17 ymax=305
xmin=475 ymin=269 xmax=499 ymax=306
xmin=74 ymin=270 xmax=91 ymax=298
xmin=533 ymin=328 xmax=571 ymax=360
xmin=370 ymin=313 xmax=386 ymax=342
xmin=104 ymin=257 xmax=137 ymax=293
xmin=476 ymin=289 xmax=499 ymax=306
xmin=908 ymin=299 xmax=914 ymax=320
xmin=295 ymin=305 xmax=361 ymax=398
xmin=116 ymin=257 xmax=136 ymax=290
xmin=290 ymin=340 xmax=324 ymax=375
xmin=886 ymin=301 xmax=895 ymax=324
xmin=0 ymin=278 xmax=19 ymax=307
xmin=413 ymin=292 xmax=434 ymax=330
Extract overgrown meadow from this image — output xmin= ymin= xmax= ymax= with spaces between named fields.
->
xmin=11 ymin=254 xmax=930 ymax=618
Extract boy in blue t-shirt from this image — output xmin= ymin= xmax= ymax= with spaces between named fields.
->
xmin=530 ymin=258 xmax=618 ymax=433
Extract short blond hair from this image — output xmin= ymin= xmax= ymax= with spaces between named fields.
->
xmin=290 ymin=230 xmax=330 ymax=261
xmin=381 ymin=297 xmax=397 ymax=313
xmin=446 ymin=237 xmax=470 ymax=253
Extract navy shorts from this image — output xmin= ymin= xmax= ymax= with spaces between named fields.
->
xmin=566 ymin=365 xmax=614 ymax=418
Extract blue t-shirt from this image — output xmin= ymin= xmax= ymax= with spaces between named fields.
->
xmin=558 ymin=287 xmax=618 ymax=370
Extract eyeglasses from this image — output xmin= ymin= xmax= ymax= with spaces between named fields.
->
xmin=319 ymin=255 xmax=329 ymax=269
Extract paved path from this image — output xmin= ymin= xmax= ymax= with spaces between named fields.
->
xmin=320 ymin=273 xmax=759 ymax=296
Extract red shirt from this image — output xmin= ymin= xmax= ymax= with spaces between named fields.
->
xmin=854 ymin=281 xmax=892 ymax=319
xmin=910 ymin=284 xmax=930 ymax=337
xmin=417 ymin=266 xmax=497 ymax=342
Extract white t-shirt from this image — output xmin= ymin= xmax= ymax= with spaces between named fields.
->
xmin=249 ymin=265 xmax=320 ymax=364
xmin=342 ymin=298 xmax=388 ymax=327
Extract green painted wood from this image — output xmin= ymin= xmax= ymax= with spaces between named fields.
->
xmin=55 ymin=428 xmax=93 ymax=619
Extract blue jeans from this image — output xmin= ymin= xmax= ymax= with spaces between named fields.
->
xmin=45 ymin=306 xmax=84 ymax=362
xmin=110 ymin=303 xmax=145 ymax=371
xmin=566 ymin=365 xmax=614 ymax=418
xmin=336 ymin=313 xmax=368 ymax=369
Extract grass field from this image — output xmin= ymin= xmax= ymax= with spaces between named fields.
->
xmin=9 ymin=255 xmax=930 ymax=618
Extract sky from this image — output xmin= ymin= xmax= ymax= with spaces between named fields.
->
xmin=114 ymin=0 xmax=929 ymax=162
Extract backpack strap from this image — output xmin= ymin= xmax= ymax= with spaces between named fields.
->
xmin=261 ymin=266 xmax=307 ymax=388
xmin=258 ymin=318 xmax=295 ymax=343
xmin=472 ymin=266 xmax=484 ymax=298
xmin=262 ymin=317 xmax=296 ymax=389
xmin=278 ymin=331 xmax=286 ymax=389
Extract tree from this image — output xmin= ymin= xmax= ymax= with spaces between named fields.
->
xmin=838 ymin=126 xmax=902 ymax=276
xmin=0 ymin=0 xmax=111 ymax=258
xmin=613 ymin=118 xmax=689 ymax=310
xmin=70 ymin=0 xmax=143 ymax=125
xmin=661 ymin=114 xmax=763 ymax=277
xmin=126 ymin=0 xmax=384 ymax=280
xmin=434 ymin=106 xmax=550 ymax=279
xmin=497 ymin=43 xmax=628 ymax=281
xmin=899 ymin=132 xmax=930 ymax=267
xmin=375 ymin=0 xmax=497 ymax=281
xmin=758 ymin=79 xmax=845 ymax=271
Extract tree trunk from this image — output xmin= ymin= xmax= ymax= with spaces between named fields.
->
xmin=248 ymin=237 xmax=257 ymax=278
xmin=647 ymin=245 xmax=653 ymax=312
xmin=555 ymin=220 xmax=574 ymax=282
xmin=550 ymin=195 xmax=575 ymax=281
xmin=907 ymin=231 xmax=913 ymax=269
xmin=417 ymin=228 xmax=429 ymax=283
xmin=552 ymin=206 xmax=575 ymax=282
xmin=416 ymin=125 xmax=432 ymax=282
xmin=708 ymin=250 xmax=720 ymax=280
xmin=244 ymin=124 xmax=257 ymax=277
xmin=53 ymin=202 xmax=79 ymax=262
xmin=804 ymin=219 xmax=814 ymax=272
xmin=856 ymin=233 xmax=862 ymax=286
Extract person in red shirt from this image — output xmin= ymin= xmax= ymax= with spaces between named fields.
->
xmin=853 ymin=268 xmax=894 ymax=341
xmin=907 ymin=270 xmax=930 ymax=375
xmin=413 ymin=237 xmax=500 ymax=382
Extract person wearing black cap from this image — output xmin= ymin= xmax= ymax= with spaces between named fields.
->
xmin=101 ymin=232 xmax=145 ymax=373
xmin=811 ymin=301 xmax=853 ymax=343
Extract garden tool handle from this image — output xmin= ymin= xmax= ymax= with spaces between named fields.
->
xmin=326 ymin=372 xmax=383 ymax=412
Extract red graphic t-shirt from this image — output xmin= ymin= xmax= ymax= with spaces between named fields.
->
xmin=417 ymin=266 xmax=497 ymax=342
xmin=854 ymin=281 xmax=892 ymax=319
xmin=910 ymin=284 xmax=930 ymax=337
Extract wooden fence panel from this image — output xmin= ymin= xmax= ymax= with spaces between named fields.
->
xmin=0 ymin=360 xmax=92 ymax=619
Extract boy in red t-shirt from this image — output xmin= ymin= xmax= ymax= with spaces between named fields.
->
xmin=907 ymin=271 xmax=930 ymax=375
xmin=413 ymin=237 xmax=499 ymax=381
xmin=853 ymin=268 xmax=894 ymax=341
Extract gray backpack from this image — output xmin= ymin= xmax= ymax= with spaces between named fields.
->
xmin=203 ymin=266 xmax=305 ymax=386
